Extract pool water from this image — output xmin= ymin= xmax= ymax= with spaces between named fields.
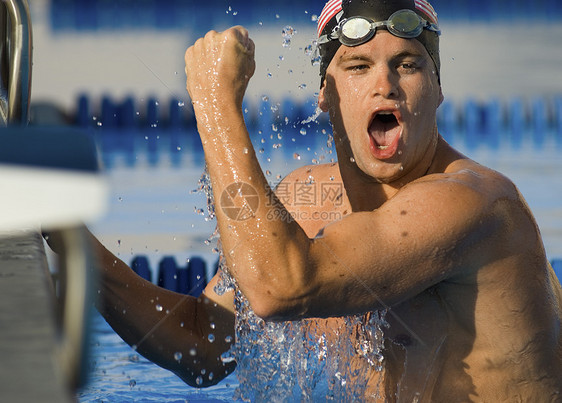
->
xmin=78 ymin=310 xmax=239 ymax=402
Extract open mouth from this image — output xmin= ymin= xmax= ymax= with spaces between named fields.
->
xmin=368 ymin=110 xmax=402 ymax=159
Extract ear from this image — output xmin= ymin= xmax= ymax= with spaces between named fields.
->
xmin=318 ymin=81 xmax=329 ymax=112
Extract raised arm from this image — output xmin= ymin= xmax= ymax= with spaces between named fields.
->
xmin=46 ymin=229 xmax=236 ymax=387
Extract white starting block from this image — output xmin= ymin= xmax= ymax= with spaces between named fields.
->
xmin=0 ymin=126 xmax=107 ymax=232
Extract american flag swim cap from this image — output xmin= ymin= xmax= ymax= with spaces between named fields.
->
xmin=316 ymin=0 xmax=441 ymax=84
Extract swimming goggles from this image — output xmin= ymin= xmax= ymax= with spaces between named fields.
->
xmin=317 ymin=9 xmax=441 ymax=47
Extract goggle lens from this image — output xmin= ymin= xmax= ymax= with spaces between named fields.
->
xmin=341 ymin=17 xmax=372 ymax=42
xmin=389 ymin=10 xmax=423 ymax=37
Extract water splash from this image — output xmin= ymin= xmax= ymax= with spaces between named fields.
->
xmin=191 ymin=165 xmax=216 ymax=222
xmin=301 ymin=106 xmax=323 ymax=125
xmin=282 ymin=26 xmax=297 ymax=48
xmin=215 ymin=269 xmax=388 ymax=401
xmin=304 ymin=40 xmax=322 ymax=67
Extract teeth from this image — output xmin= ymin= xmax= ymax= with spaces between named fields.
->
xmin=377 ymin=145 xmax=389 ymax=150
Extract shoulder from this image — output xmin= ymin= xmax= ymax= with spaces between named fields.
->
xmin=406 ymin=156 xmax=541 ymax=264
xmin=278 ymin=163 xmax=341 ymax=185
xmin=272 ymin=163 xmax=346 ymax=236
xmin=273 ymin=163 xmax=344 ymax=208
xmin=411 ymin=153 xmax=521 ymax=208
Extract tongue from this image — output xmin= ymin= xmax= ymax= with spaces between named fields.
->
xmin=369 ymin=118 xmax=401 ymax=147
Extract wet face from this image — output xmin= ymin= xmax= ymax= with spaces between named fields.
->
xmin=319 ymin=30 xmax=443 ymax=183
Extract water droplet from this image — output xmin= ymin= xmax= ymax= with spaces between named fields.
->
xmin=281 ymin=25 xmax=297 ymax=48
xmin=350 ymin=157 xmax=355 ymax=163
xmin=210 ymin=322 xmax=216 ymax=330
xmin=189 ymin=348 xmax=197 ymax=356
xmin=174 ymin=352 xmax=183 ymax=362
xmin=225 ymin=335 xmax=233 ymax=343
xmin=208 ymin=372 xmax=214 ymax=381
xmin=293 ymin=153 xmax=301 ymax=160
xmin=300 ymin=128 xmax=307 ymax=135
xmin=196 ymin=376 xmax=203 ymax=386
xmin=304 ymin=42 xmax=322 ymax=66
xmin=155 ymin=304 xmax=163 ymax=312
xmin=129 ymin=379 xmax=136 ymax=388
xmin=208 ymin=334 xmax=215 ymax=343
xmin=243 ymin=147 xmax=249 ymax=154
xmin=266 ymin=170 xmax=271 ymax=176
xmin=177 ymin=101 xmax=185 ymax=107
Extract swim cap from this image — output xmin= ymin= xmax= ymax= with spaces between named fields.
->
xmin=317 ymin=0 xmax=441 ymax=85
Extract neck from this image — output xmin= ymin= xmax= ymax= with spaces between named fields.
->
xmin=337 ymin=133 xmax=440 ymax=212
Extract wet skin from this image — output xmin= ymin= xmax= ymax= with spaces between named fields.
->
xmin=67 ymin=26 xmax=562 ymax=400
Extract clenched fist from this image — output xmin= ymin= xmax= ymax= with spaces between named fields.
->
xmin=185 ymin=26 xmax=256 ymax=113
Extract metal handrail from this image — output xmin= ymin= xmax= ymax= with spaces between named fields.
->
xmin=0 ymin=0 xmax=32 ymax=126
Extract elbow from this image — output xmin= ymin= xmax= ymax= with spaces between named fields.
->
xmin=244 ymin=287 xmax=310 ymax=321
xmin=240 ymin=246 xmax=317 ymax=320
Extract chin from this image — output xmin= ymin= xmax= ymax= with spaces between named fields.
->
xmin=358 ymin=160 xmax=405 ymax=184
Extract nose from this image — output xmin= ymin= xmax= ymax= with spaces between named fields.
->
xmin=371 ymin=65 xmax=399 ymax=99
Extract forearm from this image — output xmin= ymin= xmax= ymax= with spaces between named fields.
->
xmin=196 ymin=103 xmax=314 ymax=319
xmin=90 ymin=235 xmax=236 ymax=387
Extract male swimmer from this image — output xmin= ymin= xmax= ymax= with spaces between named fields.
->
xmin=48 ymin=0 xmax=562 ymax=400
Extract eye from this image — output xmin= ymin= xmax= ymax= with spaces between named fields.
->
xmin=348 ymin=64 xmax=369 ymax=72
xmin=398 ymin=62 xmax=417 ymax=74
